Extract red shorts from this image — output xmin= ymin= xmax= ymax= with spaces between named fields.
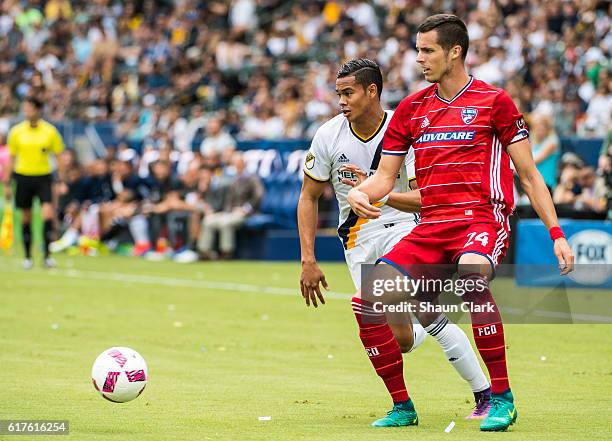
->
xmin=378 ymin=219 xmax=510 ymax=271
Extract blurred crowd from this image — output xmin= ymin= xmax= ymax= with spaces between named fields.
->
xmin=0 ymin=0 xmax=609 ymax=143
xmin=46 ymin=146 xmax=264 ymax=261
xmin=0 ymin=0 xmax=610 ymax=257
xmin=513 ymin=112 xmax=611 ymax=218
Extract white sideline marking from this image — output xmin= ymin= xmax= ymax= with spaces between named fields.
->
xmin=6 ymin=268 xmax=354 ymax=300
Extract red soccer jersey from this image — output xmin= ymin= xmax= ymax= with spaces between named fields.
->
xmin=383 ymin=76 xmax=528 ymax=224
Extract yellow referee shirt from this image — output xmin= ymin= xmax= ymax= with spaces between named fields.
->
xmin=7 ymin=119 xmax=64 ymax=176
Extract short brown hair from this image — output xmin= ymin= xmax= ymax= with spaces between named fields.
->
xmin=337 ymin=58 xmax=383 ymax=98
xmin=417 ymin=14 xmax=469 ymax=60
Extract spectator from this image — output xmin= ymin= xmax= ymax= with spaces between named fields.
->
xmin=200 ymin=117 xmax=236 ymax=157
xmin=574 ymin=166 xmax=608 ymax=214
xmin=530 ymin=113 xmax=561 ymax=192
xmin=197 ymin=152 xmax=263 ymax=259
xmin=581 ymin=75 xmax=612 ymax=138
xmin=553 ymin=161 xmax=581 ymax=206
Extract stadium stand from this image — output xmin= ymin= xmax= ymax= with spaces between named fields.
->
xmin=0 ymin=0 xmax=610 ymax=261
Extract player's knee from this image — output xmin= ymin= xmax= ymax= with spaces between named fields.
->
xmin=390 ymin=324 xmax=414 ymax=353
xmin=41 ymin=204 xmax=54 ymax=220
xmin=457 ymin=252 xmax=493 ymax=278
xmin=398 ymin=340 xmax=413 ymax=353
xmin=21 ymin=209 xmax=32 ymax=223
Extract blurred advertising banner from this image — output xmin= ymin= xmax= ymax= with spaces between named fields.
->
xmin=516 ymin=220 xmax=612 ymax=289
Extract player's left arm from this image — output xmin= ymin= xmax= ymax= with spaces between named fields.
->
xmin=347 ymin=154 xmax=404 ymax=218
xmin=508 ymin=139 xmax=574 ymax=274
xmin=387 ymin=145 xmax=421 ymax=212
xmin=386 ymin=190 xmax=421 ymax=212
xmin=340 ymin=164 xmax=421 ymax=212
xmin=386 ymin=178 xmax=421 ymax=212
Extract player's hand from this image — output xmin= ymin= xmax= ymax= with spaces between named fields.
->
xmin=300 ymin=261 xmax=329 ymax=308
xmin=347 ymin=187 xmax=381 ymax=219
xmin=340 ymin=164 xmax=367 ymax=187
xmin=554 ymin=237 xmax=574 ymax=275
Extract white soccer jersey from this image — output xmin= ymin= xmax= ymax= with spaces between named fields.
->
xmin=303 ymin=110 xmax=419 ymax=250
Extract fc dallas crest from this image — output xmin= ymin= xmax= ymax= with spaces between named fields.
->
xmin=461 ymin=107 xmax=478 ymax=124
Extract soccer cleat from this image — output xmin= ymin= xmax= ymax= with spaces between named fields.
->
xmin=371 ymin=401 xmax=418 ymax=427
xmin=173 ymin=249 xmax=199 ymax=263
xmin=480 ymin=389 xmax=517 ymax=431
xmin=43 ymin=257 xmax=56 ymax=268
xmin=466 ymin=387 xmax=492 ymax=420
xmin=49 ymin=229 xmax=78 ymax=253
xmin=23 ymin=258 xmax=33 ymax=270
xmin=132 ymin=241 xmax=152 ymax=257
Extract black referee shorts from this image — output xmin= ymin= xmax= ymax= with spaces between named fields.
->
xmin=13 ymin=173 xmax=53 ymax=209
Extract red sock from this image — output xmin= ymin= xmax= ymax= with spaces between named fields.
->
xmin=460 ymin=274 xmax=510 ymax=394
xmin=351 ymin=297 xmax=408 ymax=403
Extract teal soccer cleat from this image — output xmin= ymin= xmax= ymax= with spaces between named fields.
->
xmin=480 ymin=389 xmax=518 ymax=431
xmin=371 ymin=400 xmax=418 ymax=427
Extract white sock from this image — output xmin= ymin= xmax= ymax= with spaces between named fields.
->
xmin=408 ymin=323 xmax=427 ymax=352
xmin=425 ymin=315 xmax=490 ymax=393
xmin=61 ymin=228 xmax=79 ymax=246
xmin=129 ymin=215 xmax=150 ymax=244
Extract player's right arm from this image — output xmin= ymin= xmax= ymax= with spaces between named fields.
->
xmin=298 ymin=175 xmax=329 ymax=308
xmin=298 ymin=129 xmax=332 ymax=308
xmin=3 ymin=129 xmax=17 ymax=192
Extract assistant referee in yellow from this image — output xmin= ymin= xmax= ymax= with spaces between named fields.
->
xmin=2 ymin=97 xmax=64 ymax=268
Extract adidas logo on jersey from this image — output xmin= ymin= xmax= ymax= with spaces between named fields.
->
xmin=421 ymin=116 xmax=430 ymax=128
xmin=338 ymin=154 xmax=350 ymax=163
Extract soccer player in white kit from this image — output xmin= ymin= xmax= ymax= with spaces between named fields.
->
xmin=297 ymin=59 xmax=492 ymax=424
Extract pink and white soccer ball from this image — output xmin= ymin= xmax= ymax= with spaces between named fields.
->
xmin=91 ymin=347 xmax=148 ymax=403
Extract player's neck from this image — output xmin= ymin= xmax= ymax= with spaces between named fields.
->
xmin=437 ymin=69 xmax=471 ymax=102
xmin=28 ymin=118 xmax=39 ymax=128
xmin=350 ymin=107 xmax=385 ymax=141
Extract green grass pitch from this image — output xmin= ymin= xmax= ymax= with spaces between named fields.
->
xmin=1 ymin=254 xmax=611 ymax=440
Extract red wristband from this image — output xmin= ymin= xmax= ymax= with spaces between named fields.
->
xmin=549 ymin=226 xmax=565 ymax=241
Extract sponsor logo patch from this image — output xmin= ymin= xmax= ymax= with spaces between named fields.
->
xmin=415 ymin=131 xmax=475 ymax=143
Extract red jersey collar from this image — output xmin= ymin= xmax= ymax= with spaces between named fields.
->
xmin=434 ymin=75 xmax=474 ymax=104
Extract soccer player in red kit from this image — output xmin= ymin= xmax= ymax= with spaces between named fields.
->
xmin=348 ymin=14 xmax=574 ymax=431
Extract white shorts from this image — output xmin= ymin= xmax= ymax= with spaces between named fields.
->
xmin=344 ymin=221 xmax=416 ymax=289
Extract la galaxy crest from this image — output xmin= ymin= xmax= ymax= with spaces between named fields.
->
xmin=305 ymin=152 xmax=315 ymax=170
xmin=461 ymin=107 xmax=478 ymax=124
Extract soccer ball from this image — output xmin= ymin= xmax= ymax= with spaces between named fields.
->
xmin=91 ymin=347 xmax=148 ymax=403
